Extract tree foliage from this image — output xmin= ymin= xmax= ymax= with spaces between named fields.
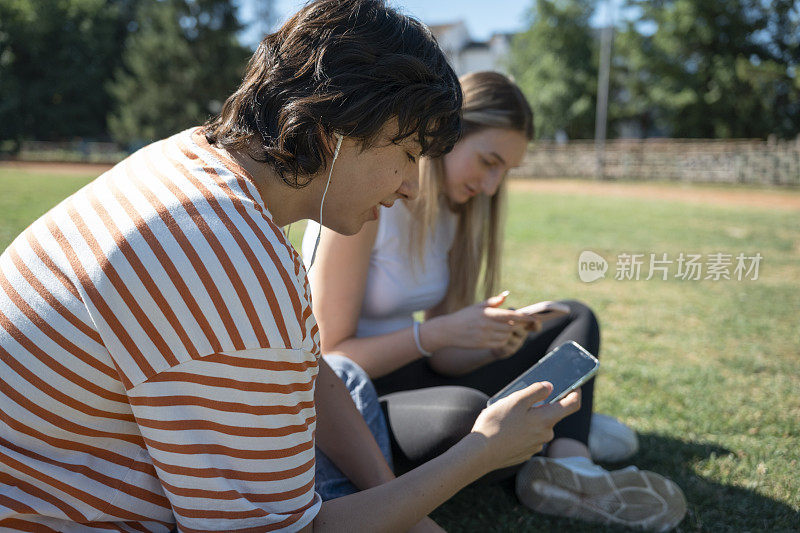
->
xmin=616 ymin=0 xmax=800 ymax=138
xmin=2 ymin=0 xmax=796 ymax=143
xmin=0 ymin=0 xmax=135 ymax=143
xmin=508 ymin=0 xmax=599 ymax=140
xmin=0 ymin=0 xmax=262 ymax=146
xmin=107 ymin=0 xmax=250 ymax=145
xmin=509 ymin=0 xmax=800 ymax=139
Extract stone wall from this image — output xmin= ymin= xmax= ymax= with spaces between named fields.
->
xmin=512 ymin=138 xmax=800 ymax=186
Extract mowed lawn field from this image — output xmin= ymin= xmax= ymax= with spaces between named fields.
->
xmin=1 ymin=167 xmax=798 ymax=532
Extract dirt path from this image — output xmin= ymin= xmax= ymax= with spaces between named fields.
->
xmin=509 ymin=178 xmax=800 ymax=211
xmin=0 ymin=161 xmax=114 ymax=176
xmin=3 ymin=161 xmax=799 ymax=210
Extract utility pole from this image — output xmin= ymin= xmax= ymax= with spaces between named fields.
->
xmin=595 ymin=23 xmax=613 ymax=180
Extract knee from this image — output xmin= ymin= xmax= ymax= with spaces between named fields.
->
xmin=435 ymin=386 xmax=489 ymax=441
xmin=559 ymin=299 xmax=599 ymax=327
xmin=380 ymin=386 xmax=489 ymax=468
xmin=450 ymin=386 xmax=490 ymax=415
xmin=558 ymin=299 xmax=601 ymax=355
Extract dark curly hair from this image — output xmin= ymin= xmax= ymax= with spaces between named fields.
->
xmin=204 ymin=0 xmax=462 ymax=188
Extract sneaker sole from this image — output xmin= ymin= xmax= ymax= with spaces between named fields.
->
xmin=515 ymin=458 xmax=687 ymax=532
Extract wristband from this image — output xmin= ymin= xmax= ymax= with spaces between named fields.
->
xmin=413 ymin=321 xmax=433 ymax=357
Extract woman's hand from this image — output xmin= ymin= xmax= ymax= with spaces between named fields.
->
xmin=469 ymin=382 xmax=582 ymax=471
xmin=434 ymin=292 xmax=538 ymax=352
xmin=489 ymin=321 xmax=531 ymax=360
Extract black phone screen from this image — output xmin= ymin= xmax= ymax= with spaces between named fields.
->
xmin=487 ymin=341 xmax=598 ymax=406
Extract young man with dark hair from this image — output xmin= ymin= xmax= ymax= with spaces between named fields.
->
xmin=0 ymin=1 xmax=579 ymax=531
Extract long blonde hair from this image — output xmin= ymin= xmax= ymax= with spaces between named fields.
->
xmin=408 ymin=71 xmax=534 ymax=313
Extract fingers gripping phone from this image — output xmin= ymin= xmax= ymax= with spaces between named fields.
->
xmin=486 ymin=341 xmax=599 ymax=407
xmin=517 ymin=301 xmax=571 ymax=323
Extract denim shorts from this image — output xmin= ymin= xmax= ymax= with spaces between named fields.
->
xmin=314 ymin=354 xmax=394 ymax=501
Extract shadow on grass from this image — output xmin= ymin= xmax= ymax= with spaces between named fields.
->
xmin=429 ymin=433 xmax=798 ymax=532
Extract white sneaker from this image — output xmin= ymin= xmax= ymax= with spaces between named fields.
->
xmin=589 ymin=413 xmax=640 ymax=463
xmin=515 ymin=456 xmax=687 ymax=532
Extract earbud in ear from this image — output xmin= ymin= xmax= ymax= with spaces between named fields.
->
xmin=333 ymin=133 xmax=343 ymax=158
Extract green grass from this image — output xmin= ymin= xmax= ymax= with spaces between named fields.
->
xmin=430 ymin=190 xmax=800 ymax=531
xmin=1 ymin=169 xmax=798 ymax=531
xmin=0 ymin=169 xmax=94 ymax=249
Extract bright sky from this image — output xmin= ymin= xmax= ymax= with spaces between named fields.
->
xmin=240 ymin=0 xmax=622 ymax=47
xmin=271 ymin=0 xmax=532 ymax=41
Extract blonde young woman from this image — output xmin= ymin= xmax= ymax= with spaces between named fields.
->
xmin=303 ymin=72 xmax=687 ymax=531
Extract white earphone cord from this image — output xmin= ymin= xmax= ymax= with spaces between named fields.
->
xmin=308 ymin=134 xmax=343 ymax=271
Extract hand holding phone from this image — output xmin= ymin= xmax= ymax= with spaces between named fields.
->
xmin=487 ymin=341 xmax=598 ymax=407
xmin=515 ymin=301 xmax=570 ymax=330
xmin=470 ymin=380 xmax=582 ymax=471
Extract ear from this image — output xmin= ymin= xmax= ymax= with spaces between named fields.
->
xmin=333 ymin=133 xmax=343 ymax=157
xmin=320 ymin=131 xmax=344 ymax=165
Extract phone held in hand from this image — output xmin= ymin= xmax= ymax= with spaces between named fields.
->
xmin=486 ymin=341 xmax=599 ymax=407
xmin=517 ymin=301 xmax=571 ymax=323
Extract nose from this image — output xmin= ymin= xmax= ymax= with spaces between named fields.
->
xmin=398 ymin=161 xmax=420 ymax=201
xmin=481 ymin=168 xmax=504 ymax=196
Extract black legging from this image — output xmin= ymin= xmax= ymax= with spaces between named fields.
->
xmin=373 ymin=300 xmax=600 ymax=480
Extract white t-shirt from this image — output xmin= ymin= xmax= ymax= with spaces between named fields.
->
xmin=303 ymin=200 xmax=457 ymax=337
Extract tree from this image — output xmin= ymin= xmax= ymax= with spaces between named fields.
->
xmin=108 ymin=0 xmax=249 ymax=145
xmin=0 ymin=0 xmax=136 ymax=144
xmin=615 ymin=0 xmax=800 ymax=139
xmin=508 ymin=0 xmax=599 ymax=140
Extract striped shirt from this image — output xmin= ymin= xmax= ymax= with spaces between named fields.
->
xmin=0 ymin=128 xmax=322 ymax=532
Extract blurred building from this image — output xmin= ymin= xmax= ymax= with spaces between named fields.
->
xmin=428 ymin=21 xmax=513 ymax=76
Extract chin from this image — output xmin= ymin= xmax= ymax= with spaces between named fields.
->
xmin=444 ymin=188 xmax=469 ymax=206
xmin=449 ymin=194 xmax=470 ymax=205
xmin=320 ymin=218 xmax=361 ymax=236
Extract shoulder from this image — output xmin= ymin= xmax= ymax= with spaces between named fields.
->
xmin=59 ymin=134 xmax=317 ymax=388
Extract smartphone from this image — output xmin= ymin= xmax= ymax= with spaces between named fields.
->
xmin=516 ymin=301 xmax=571 ymax=323
xmin=486 ymin=341 xmax=599 ymax=407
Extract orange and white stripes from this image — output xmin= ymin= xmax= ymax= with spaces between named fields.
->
xmin=0 ymin=128 xmax=321 ymax=531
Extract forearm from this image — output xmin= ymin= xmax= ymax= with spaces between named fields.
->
xmin=426 ymin=300 xmax=491 ymax=376
xmin=428 ymin=346 xmax=493 ymax=376
xmin=311 ymin=433 xmax=489 ymax=532
xmin=314 ymin=358 xmax=394 ymax=488
xmin=327 ymin=316 xmax=451 ymax=379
